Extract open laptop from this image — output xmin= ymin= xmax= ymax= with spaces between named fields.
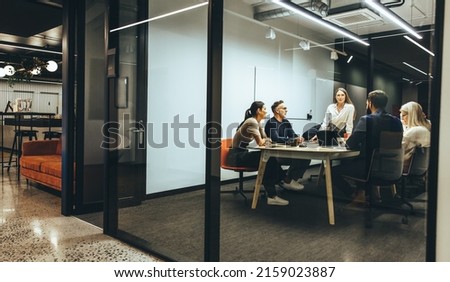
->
xmin=316 ymin=130 xmax=339 ymax=147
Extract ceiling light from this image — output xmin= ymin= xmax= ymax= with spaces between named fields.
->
xmin=4 ymin=65 xmax=15 ymax=76
xmin=364 ymin=0 xmax=422 ymax=39
xmin=402 ymin=62 xmax=429 ymax=76
xmin=31 ymin=67 xmax=41 ymax=75
xmin=265 ymin=27 xmax=276 ymax=40
xmin=403 ymin=36 xmax=435 ymax=56
xmin=110 ymin=2 xmax=208 ymax=33
xmin=299 ymin=39 xmax=310 ymax=50
xmin=272 ymin=0 xmax=369 ymax=46
xmin=330 ymin=51 xmax=338 ymax=60
xmin=346 ymin=55 xmax=353 ymax=63
xmin=46 ymin=60 xmax=58 ymax=72
xmin=1 ymin=58 xmax=59 ymax=87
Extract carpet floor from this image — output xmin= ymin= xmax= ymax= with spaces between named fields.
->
xmin=77 ymin=167 xmax=427 ymax=262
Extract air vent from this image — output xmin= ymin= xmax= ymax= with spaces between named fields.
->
xmin=325 ymin=8 xmax=382 ymax=26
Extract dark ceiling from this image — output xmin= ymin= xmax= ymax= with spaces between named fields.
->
xmin=0 ymin=0 xmax=435 ymax=85
xmin=0 ymin=0 xmax=63 ymax=82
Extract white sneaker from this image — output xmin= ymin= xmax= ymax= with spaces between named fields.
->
xmin=267 ymin=196 xmax=289 ymax=206
xmin=280 ymin=180 xmax=304 ymax=191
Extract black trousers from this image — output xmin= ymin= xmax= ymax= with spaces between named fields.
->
xmin=331 ymin=157 xmax=368 ymax=198
xmin=227 ymin=149 xmax=284 ymax=197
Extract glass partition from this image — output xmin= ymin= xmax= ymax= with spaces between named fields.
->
xmin=112 ymin=0 xmax=208 ymax=261
xmin=100 ymin=0 xmax=434 ymax=261
xmin=219 ymin=0 xmax=433 ymax=261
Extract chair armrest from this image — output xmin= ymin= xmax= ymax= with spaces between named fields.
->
xmin=22 ymin=140 xmax=60 ymax=156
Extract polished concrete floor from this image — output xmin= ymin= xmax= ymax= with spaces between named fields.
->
xmin=0 ymin=170 xmax=161 ymax=262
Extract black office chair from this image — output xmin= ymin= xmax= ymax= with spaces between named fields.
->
xmin=401 ymin=146 xmax=430 ymax=207
xmin=342 ymin=131 xmax=411 ymax=227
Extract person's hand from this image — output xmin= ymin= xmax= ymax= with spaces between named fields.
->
xmin=344 ymin=133 xmax=351 ymax=140
xmin=310 ymin=135 xmax=318 ymax=142
xmin=296 ymin=136 xmax=305 ymax=144
xmin=263 ymin=138 xmax=272 ymax=147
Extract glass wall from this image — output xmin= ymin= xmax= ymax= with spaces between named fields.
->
xmin=102 ymin=0 xmax=435 ymax=261
xmin=110 ymin=0 xmax=208 ymax=261
xmin=82 ymin=0 xmax=107 ymax=210
xmin=219 ymin=0 xmax=433 ymax=261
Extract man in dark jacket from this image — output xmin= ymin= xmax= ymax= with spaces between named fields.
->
xmin=332 ymin=90 xmax=403 ymax=201
xmin=265 ymin=100 xmax=311 ymax=191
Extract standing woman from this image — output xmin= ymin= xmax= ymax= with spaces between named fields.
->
xmin=227 ymin=101 xmax=288 ymax=206
xmin=320 ymin=88 xmax=355 ymax=138
xmin=400 ymin=101 xmax=431 ymax=172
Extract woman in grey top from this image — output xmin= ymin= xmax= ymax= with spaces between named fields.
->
xmin=227 ymin=101 xmax=288 ymax=206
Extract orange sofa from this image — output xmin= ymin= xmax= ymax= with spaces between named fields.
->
xmin=20 ymin=138 xmax=63 ymax=191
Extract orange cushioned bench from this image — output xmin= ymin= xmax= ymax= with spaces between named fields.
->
xmin=20 ymin=138 xmax=66 ymax=191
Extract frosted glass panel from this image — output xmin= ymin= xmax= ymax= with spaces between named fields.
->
xmin=146 ymin=3 xmax=207 ymax=194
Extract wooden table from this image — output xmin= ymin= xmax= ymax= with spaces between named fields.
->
xmin=251 ymin=144 xmax=359 ymax=225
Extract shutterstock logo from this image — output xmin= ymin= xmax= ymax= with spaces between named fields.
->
xmin=101 ymin=113 xmax=318 ymax=150
xmin=100 ymin=113 xmax=239 ymax=150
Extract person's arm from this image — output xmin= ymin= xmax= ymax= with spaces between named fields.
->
xmin=345 ymin=115 xmax=367 ymax=150
xmin=285 ymin=120 xmax=304 ymax=143
xmin=320 ymin=104 xmax=333 ymax=130
xmin=246 ymin=119 xmax=268 ymax=146
xmin=345 ymin=104 xmax=355 ymax=135
xmin=264 ymin=118 xmax=288 ymax=143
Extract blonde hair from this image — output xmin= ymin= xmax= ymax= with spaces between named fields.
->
xmin=400 ymin=101 xmax=431 ymax=131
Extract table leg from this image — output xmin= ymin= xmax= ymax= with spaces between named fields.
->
xmin=323 ymin=158 xmax=335 ymax=225
xmin=251 ymin=150 xmax=269 ymax=209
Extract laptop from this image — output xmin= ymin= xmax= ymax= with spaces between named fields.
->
xmin=316 ymin=130 xmax=339 ymax=146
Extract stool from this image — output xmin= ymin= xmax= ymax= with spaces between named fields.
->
xmin=43 ymin=131 xmax=62 ymax=140
xmin=7 ymin=130 xmax=38 ymax=172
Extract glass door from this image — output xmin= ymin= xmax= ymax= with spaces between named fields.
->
xmin=105 ymin=0 xmax=208 ymax=261
xmin=105 ymin=0 xmax=147 ymax=230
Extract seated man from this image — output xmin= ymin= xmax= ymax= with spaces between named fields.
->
xmin=264 ymin=100 xmax=311 ymax=191
xmin=332 ymin=90 xmax=403 ymax=203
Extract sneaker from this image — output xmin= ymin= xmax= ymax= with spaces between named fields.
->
xmin=267 ymin=196 xmax=289 ymax=206
xmin=280 ymin=180 xmax=304 ymax=191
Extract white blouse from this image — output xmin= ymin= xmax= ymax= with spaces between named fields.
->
xmin=402 ymin=125 xmax=431 ymax=171
xmin=320 ymin=103 xmax=355 ymax=133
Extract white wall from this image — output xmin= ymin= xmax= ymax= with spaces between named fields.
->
xmin=220 ymin=10 xmax=335 ymax=181
xmin=146 ymin=5 xmax=208 ymax=194
xmin=436 ymin=3 xmax=450 ymax=262
xmin=144 ymin=4 xmax=336 ymax=192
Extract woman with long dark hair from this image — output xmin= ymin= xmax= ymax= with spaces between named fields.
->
xmin=227 ymin=101 xmax=288 ymax=205
xmin=320 ymin=88 xmax=355 ymax=137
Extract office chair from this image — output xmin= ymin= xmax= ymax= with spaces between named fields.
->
xmin=401 ymin=146 xmax=430 ymax=209
xmin=342 ymin=131 xmax=411 ymax=227
xmin=220 ymin=138 xmax=259 ymax=204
